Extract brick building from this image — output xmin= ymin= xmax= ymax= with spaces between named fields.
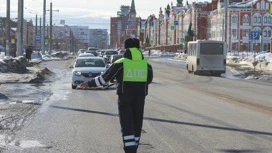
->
xmin=228 ymin=0 xmax=272 ymax=52
xmin=110 ymin=5 xmax=129 ymax=49
xmin=110 ymin=0 xmax=141 ymax=49
xmin=143 ymin=0 xmax=272 ymax=53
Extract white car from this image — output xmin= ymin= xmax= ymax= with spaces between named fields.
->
xmin=77 ymin=53 xmax=94 ymax=58
xmin=71 ymin=56 xmax=107 ymax=89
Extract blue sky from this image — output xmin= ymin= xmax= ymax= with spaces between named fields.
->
xmin=0 ymin=0 xmax=180 ymax=31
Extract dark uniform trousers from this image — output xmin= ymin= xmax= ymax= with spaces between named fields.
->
xmin=118 ymin=95 xmax=146 ymax=153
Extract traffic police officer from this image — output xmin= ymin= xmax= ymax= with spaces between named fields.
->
xmin=80 ymin=38 xmax=153 ymax=153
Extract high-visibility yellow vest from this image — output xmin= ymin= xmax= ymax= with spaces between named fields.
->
xmin=115 ymin=48 xmax=148 ymax=82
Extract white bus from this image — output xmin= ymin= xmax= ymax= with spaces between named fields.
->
xmin=186 ymin=40 xmax=226 ymax=76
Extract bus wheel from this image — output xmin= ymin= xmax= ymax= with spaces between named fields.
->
xmin=186 ymin=64 xmax=191 ymax=73
xmin=192 ymin=66 xmax=195 ymax=75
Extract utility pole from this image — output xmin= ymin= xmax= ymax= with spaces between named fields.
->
xmin=6 ymin=0 xmax=11 ymax=56
xmin=40 ymin=17 xmax=42 ymax=51
xmin=42 ymin=0 xmax=46 ymax=54
xmin=48 ymin=2 xmax=59 ymax=54
xmin=16 ymin=0 xmax=24 ymax=56
xmin=49 ymin=2 xmax=52 ymax=54
xmin=224 ymin=0 xmax=228 ymax=51
xmin=35 ymin=14 xmax=37 ymax=50
xmin=20 ymin=0 xmax=24 ymax=54
xmin=16 ymin=0 xmax=20 ymax=56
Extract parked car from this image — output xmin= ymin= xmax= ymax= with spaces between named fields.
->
xmin=71 ymin=56 xmax=107 ymax=89
xmin=103 ymin=50 xmax=118 ymax=63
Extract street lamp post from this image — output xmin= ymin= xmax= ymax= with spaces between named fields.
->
xmin=42 ymin=0 xmax=46 ymax=55
xmin=6 ymin=0 xmax=11 ymax=56
xmin=47 ymin=2 xmax=59 ymax=54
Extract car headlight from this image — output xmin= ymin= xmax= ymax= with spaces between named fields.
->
xmin=74 ymin=71 xmax=82 ymax=76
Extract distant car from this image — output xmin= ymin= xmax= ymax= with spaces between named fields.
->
xmin=86 ymin=47 xmax=98 ymax=56
xmin=109 ymin=54 xmax=123 ymax=63
xmin=71 ymin=56 xmax=107 ymax=89
xmin=98 ymin=50 xmax=106 ymax=57
xmin=118 ymin=49 xmax=126 ymax=55
xmin=77 ymin=53 xmax=94 ymax=57
xmin=51 ymin=51 xmax=68 ymax=58
xmin=103 ymin=50 xmax=118 ymax=63
xmin=77 ymin=49 xmax=86 ymax=55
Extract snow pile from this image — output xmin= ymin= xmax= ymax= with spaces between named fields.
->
xmin=227 ymin=52 xmax=272 ymax=71
xmin=143 ymin=50 xmax=179 ymax=57
xmin=174 ymin=53 xmax=187 ymax=60
xmin=0 ymin=56 xmax=28 ymax=73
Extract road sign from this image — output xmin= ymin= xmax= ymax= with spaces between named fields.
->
xmin=174 ymin=20 xmax=178 ymax=25
xmin=251 ymin=31 xmax=260 ymax=40
xmin=35 ymin=35 xmax=41 ymax=42
xmin=126 ymin=21 xmax=130 ymax=26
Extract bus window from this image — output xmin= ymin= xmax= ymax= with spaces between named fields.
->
xmin=189 ymin=44 xmax=192 ymax=56
xmin=200 ymin=43 xmax=224 ymax=55
xmin=193 ymin=44 xmax=196 ymax=56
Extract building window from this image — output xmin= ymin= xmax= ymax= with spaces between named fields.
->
xmin=268 ymin=16 xmax=271 ymax=23
xmin=258 ymin=16 xmax=261 ymax=23
xmin=254 ymin=16 xmax=257 ymax=23
xmin=264 ymin=30 xmax=267 ymax=37
xmin=264 ymin=16 xmax=267 ymax=23
xmin=267 ymin=30 xmax=271 ymax=37
xmin=266 ymin=2 xmax=269 ymax=9
xmin=232 ymin=29 xmax=237 ymax=37
xmin=242 ymin=29 xmax=249 ymax=37
xmin=243 ymin=15 xmax=249 ymax=24
xmin=232 ymin=15 xmax=237 ymax=23
xmin=257 ymin=3 xmax=260 ymax=9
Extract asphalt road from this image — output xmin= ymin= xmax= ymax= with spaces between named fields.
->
xmin=2 ymin=58 xmax=272 ymax=153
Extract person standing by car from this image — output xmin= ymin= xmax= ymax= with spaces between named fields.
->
xmin=80 ymin=38 xmax=153 ymax=153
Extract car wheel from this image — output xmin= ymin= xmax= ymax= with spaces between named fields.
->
xmin=72 ymin=84 xmax=77 ymax=89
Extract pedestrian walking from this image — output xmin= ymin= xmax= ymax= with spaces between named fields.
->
xmin=148 ymin=50 xmax=151 ymax=57
xmin=25 ymin=46 xmax=33 ymax=62
xmin=80 ymin=38 xmax=153 ymax=153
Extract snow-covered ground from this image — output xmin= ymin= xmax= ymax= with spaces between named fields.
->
xmin=145 ymin=49 xmax=272 ymax=82
xmin=143 ymin=49 xmax=272 ymax=71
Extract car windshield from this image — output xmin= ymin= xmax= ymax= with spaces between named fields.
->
xmin=75 ymin=58 xmax=105 ymax=67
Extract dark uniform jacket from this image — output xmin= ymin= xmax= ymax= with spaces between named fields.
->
xmin=88 ymin=48 xmax=153 ymax=96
